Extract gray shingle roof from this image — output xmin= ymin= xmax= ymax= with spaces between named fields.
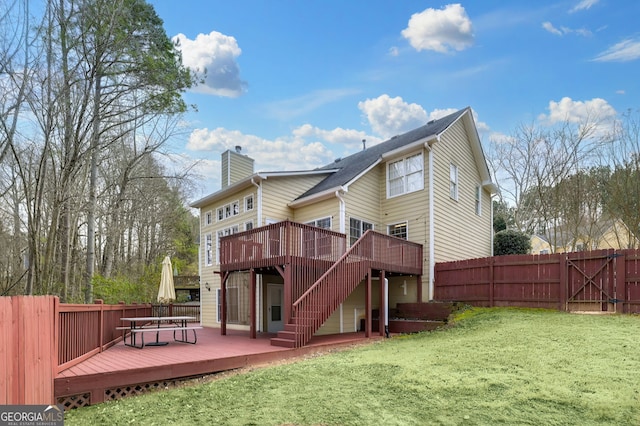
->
xmin=296 ymin=107 xmax=469 ymax=200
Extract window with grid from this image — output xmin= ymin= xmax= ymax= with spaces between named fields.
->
xmin=216 ymin=225 xmax=239 ymax=264
xmin=304 ymin=217 xmax=332 ymax=257
xmin=475 ymin=185 xmax=481 ymax=215
xmin=349 ymin=218 xmax=373 ymax=245
xmin=388 ymin=222 xmax=408 ymax=240
xmin=205 ymin=211 xmax=212 ymax=225
xmin=205 ymin=233 xmax=213 ymax=266
xmin=387 ymin=152 xmax=423 ymax=198
xmin=244 ymin=194 xmax=254 ymax=211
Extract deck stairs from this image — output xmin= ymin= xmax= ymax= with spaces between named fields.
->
xmin=270 ymin=238 xmax=371 ymax=348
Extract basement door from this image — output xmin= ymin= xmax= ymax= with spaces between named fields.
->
xmin=267 ymin=283 xmax=284 ymax=333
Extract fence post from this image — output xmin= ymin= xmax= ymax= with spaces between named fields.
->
xmin=616 ymin=250 xmax=627 ymax=314
xmin=94 ymin=299 xmax=104 ymax=352
xmin=559 ymin=254 xmax=567 ymax=311
xmin=489 ymin=257 xmax=494 ymax=307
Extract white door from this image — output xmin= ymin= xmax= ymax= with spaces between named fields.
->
xmin=267 ymin=283 xmax=284 ymax=332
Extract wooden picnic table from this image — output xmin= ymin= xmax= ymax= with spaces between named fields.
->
xmin=118 ymin=316 xmax=202 ymax=349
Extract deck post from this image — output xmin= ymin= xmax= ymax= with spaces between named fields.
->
xmin=365 ymin=270 xmax=372 ymax=338
xmin=250 ymin=268 xmax=257 ymax=338
xmin=379 ymin=270 xmax=386 ymax=336
xmin=416 ymin=274 xmax=422 ymax=302
xmin=221 ymin=272 xmax=228 ymax=335
xmin=284 ymin=222 xmax=292 ymax=324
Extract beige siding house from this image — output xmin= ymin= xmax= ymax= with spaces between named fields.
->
xmin=531 ymin=218 xmax=639 ymax=254
xmin=191 ymin=107 xmax=497 ymax=346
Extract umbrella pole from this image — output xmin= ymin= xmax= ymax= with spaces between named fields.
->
xmin=155 ymin=303 xmax=162 ymax=343
xmin=147 ymin=302 xmax=168 ymax=346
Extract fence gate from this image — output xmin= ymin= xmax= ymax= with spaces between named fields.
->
xmin=566 ymin=250 xmax=619 ymax=312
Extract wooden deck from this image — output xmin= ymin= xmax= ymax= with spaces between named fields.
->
xmin=55 ymin=326 xmax=379 ymax=408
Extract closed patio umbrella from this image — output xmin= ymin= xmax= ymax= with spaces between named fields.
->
xmin=157 ymin=255 xmax=176 ymax=305
xmin=148 ymin=256 xmax=176 ymax=346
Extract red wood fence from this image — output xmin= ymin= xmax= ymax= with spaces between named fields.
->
xmin=434 ymin=248 xmax=640 ymax=313
xmin=1 ymin=296 xmax=57 ymax=405
xmin=0 ymin=297 xmax=199 ymax=405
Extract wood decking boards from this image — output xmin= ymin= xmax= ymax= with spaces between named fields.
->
xmin=55 ymin=327 xmax=376 ymax=404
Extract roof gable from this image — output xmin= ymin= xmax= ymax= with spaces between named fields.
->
xmin=295 ymin=107 xmax=490 ymax=201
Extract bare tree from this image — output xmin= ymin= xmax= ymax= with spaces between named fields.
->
xmin=489 ymin=116 xmax=602 ymax=252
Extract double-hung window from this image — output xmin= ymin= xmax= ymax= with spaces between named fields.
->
xmin=205 ymin=233 xmax=213 ymax=266
xmin=450 ymin=164 xmax=459 ymax=200
xmin=349 ymin=218 xmax=373 ymax=245
xmin=387 ymin=152 xmax=423 ymax=197
xmin=388 ymin=222 xmax=408 ymax=240
xmin=304 ymin=217 xmax=332 ymax=257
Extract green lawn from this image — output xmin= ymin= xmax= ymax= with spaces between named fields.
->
xmin=64 ymin=308 xmax=640 ymax=425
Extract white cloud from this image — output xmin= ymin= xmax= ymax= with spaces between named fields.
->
xmin=388 ymin=46 xmax=399 ymax=57
xmin=538 ymin=97 xmax=617 ymax=137
xmin=173 ymin=31 xmax=247 ymax=97
xmin=358 ymin=95 xmax=428 ymax=138
xmin=401 ymin=4 xmax=474 ymax=54
xmin=542 ymin=22 xmax=563 ymax=36
xmin=188 ymin=127 xmax=333 ymax=172
xmin=593 ymin=38 xmax=640 ymax=62
xmin=542 ymin=21 xmax=592 ymax=37
xmin=569 ymin=0 xmax=599 ymax=13
xmin=293 ymin=124 xmax=382 ymax=151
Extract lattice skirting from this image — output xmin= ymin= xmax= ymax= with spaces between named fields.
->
xmin=58 ymin=379 xmax=180 ymax=411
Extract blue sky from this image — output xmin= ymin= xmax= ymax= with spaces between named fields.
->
xmin=148 ymin=1 xmax=640 ymax=200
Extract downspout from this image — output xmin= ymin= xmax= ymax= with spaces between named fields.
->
xmin=491 ymin=193 xmax=496 ymax=256
xmin=335 ymin=189 xmax=346 ymax=234
xmin=427 ymin=137 xmax=437 ymax=301
xmin=251 ymin=177 xmax=262 ymax=227
xmin=251 ymin=177 xmax=263 ymax=332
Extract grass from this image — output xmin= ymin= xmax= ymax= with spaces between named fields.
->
xmin=64 ymin=308 xmax=640 ymax=425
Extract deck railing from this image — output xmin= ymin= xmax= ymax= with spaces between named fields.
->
xmin=291 ymin=230 xmax=422 ymax=347
xmin=57 ymin=301 xmax=152 ymax=372
xmin=57 ymin=301 xmax=201 ymax=372
xmin=220 ymin=220 xmax=347 ymax=272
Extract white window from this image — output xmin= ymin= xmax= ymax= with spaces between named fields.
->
xmin=217 ymin=208 xmax=223 ymax=221
xmin=387 ymin=152 xmax=423 ymax=198
xmin=205 ymin=211 xmax=212 ymax=226
xmin=304 ymin=217 xmax=332 ymax=257
xmin=245 ymin=221 xmax=253 ymax=231
xmin=306 ymin=217 xmax=331 ymax=229
xmin=216 ymin=225 xmax=239 ymax=264
xmin=388 ymin=222 xmax=408 ymax=240
xmin=450 ymin=164 xmax=458 ymax=200
xmin=225 ymin=205 xmax=231 ymax=218
xmin=232 ymin=201 xmax=239 ymax=216
xmin=245 ymin=194 xmax=254 ymax=211
xmin=475 ymin=185 xmax=481 ymax=216
xmin=205 ymin=233 xmax=213 ymax=266
xmin=349 ymin=218 xmax=373 ymax=245
xmin=217 ymin=288 xmax=222 ymax=323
